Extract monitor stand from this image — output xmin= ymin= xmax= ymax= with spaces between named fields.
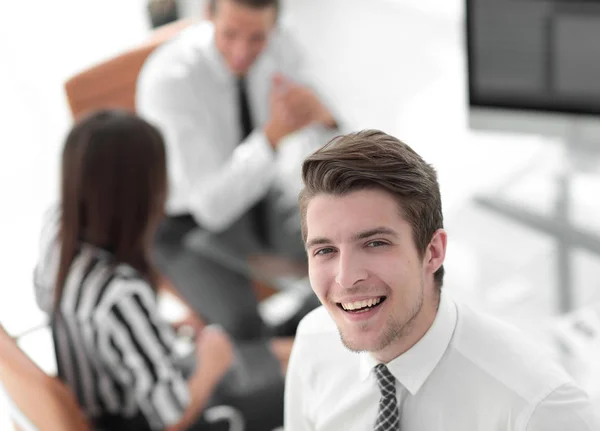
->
xmin=474 ymin=117 xmax=600 ymax=315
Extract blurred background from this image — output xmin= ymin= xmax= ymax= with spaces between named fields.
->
xmin=1 ymin=0 xmax=599 ymax=428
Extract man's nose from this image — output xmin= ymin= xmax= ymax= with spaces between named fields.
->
xmin=335 ymin=250 xmax=368 ymax=289
xmin=232 ymin=41 xmax=252 ymax=63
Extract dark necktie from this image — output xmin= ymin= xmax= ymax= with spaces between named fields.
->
xmin=238 ymin=77 xmax=268 ymax=246
xmin=238 ymin=77 xmax=253 ymax=141
xmin=374 ymin=364 xmax=401 ymax=430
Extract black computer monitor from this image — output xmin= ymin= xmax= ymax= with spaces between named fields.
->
xmin=467 ymin=0 xmax=600 ymax=116
xmin=466 ymin=0 xmax=600 ymax=145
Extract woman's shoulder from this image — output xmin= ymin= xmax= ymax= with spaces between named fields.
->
xmin=94 ymin=262 xmax=157 ymax=313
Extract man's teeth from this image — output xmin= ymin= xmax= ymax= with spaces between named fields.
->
xmin=342 ymin=297 xmax=382 ymax=311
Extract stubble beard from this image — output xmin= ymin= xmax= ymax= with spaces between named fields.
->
xmin=339 ymin=280 xmax=425 ymax=354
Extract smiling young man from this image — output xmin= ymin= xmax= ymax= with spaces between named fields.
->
xmin=284 ymin=130 xmax=599 ymax=430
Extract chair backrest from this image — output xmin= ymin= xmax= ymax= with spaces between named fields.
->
xmin=64 ymin=18 xmax=194 ymax=120
xmin=0 ymin=325 xmax=90 ymax=431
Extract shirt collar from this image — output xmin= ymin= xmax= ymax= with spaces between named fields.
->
xmin=207 ymin=45 xmax=232 ymax=86
xmin=358 ymin=291 xmax=458 ymax=395
xmin=198 ymin=22 xmax=236 ymax=87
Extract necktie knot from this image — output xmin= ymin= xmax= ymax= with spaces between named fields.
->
xmin=374 ymin=363 xmax=396 ymax=395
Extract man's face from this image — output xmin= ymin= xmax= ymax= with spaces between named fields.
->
xmin=211 ymin=0 xmax=276 ymax=76
xmin=305 ymin=188 xmax=442 ymax=356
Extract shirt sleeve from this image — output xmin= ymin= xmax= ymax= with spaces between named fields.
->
xmin=136 ymin=64 xmax=277 ymax=233
xmin=526 ymin=382 xmax=600 ymax=430
xmin=102 ymin=280 xmax=191 ymax=429
xmin=33 ymin=204 xmax=61 ymax=314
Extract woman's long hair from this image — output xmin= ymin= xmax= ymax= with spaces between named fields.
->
xmin=54 ymin=110 xmax=167 ymax=310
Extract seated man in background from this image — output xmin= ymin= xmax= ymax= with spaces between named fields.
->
xmin=136 ymin=0 xmax=343 ymax=340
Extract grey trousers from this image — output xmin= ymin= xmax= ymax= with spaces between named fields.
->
xmin=153 ymin=188 xmax=307 ymax=340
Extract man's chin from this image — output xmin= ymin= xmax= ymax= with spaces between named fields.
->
xmin=338 ymin=328 xmax=381 ymax=353
xmin=230 ymin=64 xmax=251 ymax=76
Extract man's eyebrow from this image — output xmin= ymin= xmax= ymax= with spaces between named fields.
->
xmin=352 ymin=227 xmax=399 ymax=241
xmin=305 ymin=227 xmax=398 ymax=249
xmin=305 ymin=237 xmax=332 ymax=249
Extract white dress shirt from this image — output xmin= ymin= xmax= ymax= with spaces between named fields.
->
xmin=285 ymin=292 xmax=600 ymax=430
xmin=136 ymin=21 xmax=342 ymax=232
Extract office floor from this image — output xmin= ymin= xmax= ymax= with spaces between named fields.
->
xmin=1 ymin=0 xmax=599 ymax=427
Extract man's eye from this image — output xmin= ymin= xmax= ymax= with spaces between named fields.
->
xmin=315 ymin=247 xmax=334 ymax=256
xmin=367 ymin=241 xmax=387 ymax=248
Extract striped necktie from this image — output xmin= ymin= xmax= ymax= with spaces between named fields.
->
xmin=374 ymin=363 xmax=401 ymax=430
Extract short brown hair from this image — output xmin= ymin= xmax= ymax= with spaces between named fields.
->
xmin=209 ymin=0 xmax=279 ymax=15
xmin=299 ymin=129 xmax=445 ymax=287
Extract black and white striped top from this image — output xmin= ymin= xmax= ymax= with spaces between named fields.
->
xmin=36 ymin=220 xmax=190 ymax=429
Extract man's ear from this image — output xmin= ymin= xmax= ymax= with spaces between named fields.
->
xmin=426 ymin=229 xmax=447 ymax=275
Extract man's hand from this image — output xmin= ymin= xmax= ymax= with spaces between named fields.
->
xmin=277 ymin=77 xmax=336 ymax=128
xmin=265 ymin=74 xmax=336 ymax=148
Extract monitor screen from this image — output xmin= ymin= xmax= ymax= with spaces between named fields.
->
xmin=467 ymin=0 xmax=600 ymax=116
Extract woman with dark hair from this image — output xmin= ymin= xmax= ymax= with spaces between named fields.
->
xmin=38 ymin=110 xmax=234 ymax=431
